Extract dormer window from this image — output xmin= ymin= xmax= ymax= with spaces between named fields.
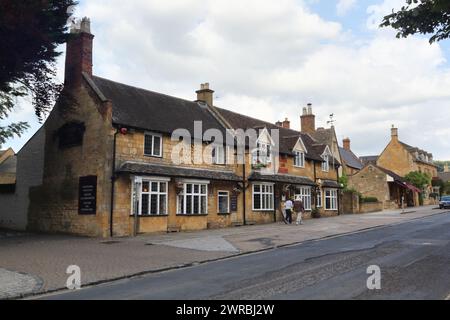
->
xmin=212 ymin=145 xmax=226 ymax=165
xmin=322 ymin=154 xmax=329 ymax=172
xmin=294 ymin=151 xmax=305 ymax=168
xmin=252 ymin=142 xmax=272 ymax=165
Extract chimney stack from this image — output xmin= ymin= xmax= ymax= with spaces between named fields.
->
xmin=65 ymin=17 xmax=94 ymax=89
xmin=391 ymin=125 xmax=399 ymax=142
xmin=275 ymin=121 xmax=283 ymax=127
xmin=282 ymin=118 xmax=290 ymax=129
xmin=444 ymin=164 xmax=449 ymax=173
xmin=300 ymin=103 xmax=315 ymax=134
xmin=343 ymin=138 xmax=351 ymax=151
xmin=196 ymin=83 xmax=214 ymax=107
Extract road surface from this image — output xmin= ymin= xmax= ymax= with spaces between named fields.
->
xmin=39 ymin=212 xmax=450 ymax=300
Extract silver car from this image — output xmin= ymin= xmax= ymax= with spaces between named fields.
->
xmin=439 ymin=196 xmax=450 ymax=209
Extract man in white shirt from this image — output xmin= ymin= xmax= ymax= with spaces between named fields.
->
xmin=285 ymin=199 xmax=294 ymax=224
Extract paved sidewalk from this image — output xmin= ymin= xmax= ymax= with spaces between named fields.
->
xmin=0 ymin=205 xmax=446 ymax=299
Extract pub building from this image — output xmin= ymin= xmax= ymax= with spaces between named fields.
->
xmin=16 ymin=18 xmax=341 ymax=237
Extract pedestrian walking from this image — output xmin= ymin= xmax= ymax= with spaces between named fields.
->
xmin=285 ymin=198 xmax=294 ymax=224
xmin=294 ymin=199 xmax=305 ymax=225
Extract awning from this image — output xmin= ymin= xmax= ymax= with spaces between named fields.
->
xmin=117 ymin=162 xmax=242 ymax=182
xmin=404 ymin=182 xmax=422 ymax=193
xmin=321 ymin=180 xmax=343 ymax=189
xmin=248 ymin=172 xmax=316 ymax=186
xmin=393 ymin=180 xmax=422 ymax=193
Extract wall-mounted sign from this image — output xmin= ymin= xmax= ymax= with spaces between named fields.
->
xmin=79 ymin=176 xmax=97 ymax=215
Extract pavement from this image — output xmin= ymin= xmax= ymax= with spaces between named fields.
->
xmin=0 ymin=205 xmax=446 ymax=299
xmin=39 ymin=211 xmax=450 ymax=300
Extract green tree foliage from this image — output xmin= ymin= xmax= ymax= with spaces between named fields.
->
xmin=0 ymin=0 xmax=76 ymax=146
xmin=405 ymin=171 xmax=432 ymax=189
xmin=381 ymin=0 xmax=450 ymax=44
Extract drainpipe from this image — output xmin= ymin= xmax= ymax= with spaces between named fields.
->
xmin=110 ymin=127 xmax=119 ymax=237
xmin=336 ymin=164 xmax=341 ymax=215
xmin=314 ymin=161 xmax=317 ymax=210
xmin=242 ymin=162 xmax=247 ymax=226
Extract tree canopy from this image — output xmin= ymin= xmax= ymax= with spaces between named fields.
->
xmin=0 ymin=0 xmax=76 ymax=147
xmin=381 ymin=0 xmax=450 ymax=43
xmin=405 ymin=171 xmax=432 ymax=189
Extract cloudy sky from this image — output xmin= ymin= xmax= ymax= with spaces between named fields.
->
xmin=4 ymin=0 xmax=450 ymax=159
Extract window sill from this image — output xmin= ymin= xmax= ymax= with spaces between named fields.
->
xmin=252 ymin=209 xmax=274 ymax=212
xmin=144 ymin=154 xmax=163 ymax=158
xmin=129 ymin=214 xmax=169 ymax=218
xmin=176 ymin=214 xmax=208 ymax=217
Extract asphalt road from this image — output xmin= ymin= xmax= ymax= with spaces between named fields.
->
xmin=41 ymin=212 xmax=450 ymax=300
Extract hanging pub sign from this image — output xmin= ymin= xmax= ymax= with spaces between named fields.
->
xmin=78 ymin=176 xmax=97 ymax=215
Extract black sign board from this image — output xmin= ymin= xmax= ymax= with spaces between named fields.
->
xmin=230 ymin=194 xmax=238 ymax=212
xmin=78 ymin=176 xmax=97 ymax=215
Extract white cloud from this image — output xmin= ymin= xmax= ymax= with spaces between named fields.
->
xmin=337 ymin=0 xmax=357 ymax=16
xmin=3 ymin=0 xmax=450 ymax=160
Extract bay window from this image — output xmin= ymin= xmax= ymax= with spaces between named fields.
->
xmin=177 ymin=182 xmax=209 ymax=215
xmin=295 ymin=186 xmax=311 ymax=210
xmin=253 ymin=183 xmax=274 ymax=211
xmin=325 ymin=189 xmax=338 ymax=210
xmin=131 ymin=177 xmax=169 ymax=216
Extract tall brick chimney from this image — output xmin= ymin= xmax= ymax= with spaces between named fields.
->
xmin=196 ymin=83 xmax=214 ymax=106
xmin=300 ymin=103 xmax=315 ymax=134
xmin=282 ymin=118 xmax=290 ymax=129
xmin=343 ymin=138 xmax=351 ymax=151
xmin=65 ymin=17 xmax=94 ymax=89
xmin=391 ymin=125 xmax=399 ymax=142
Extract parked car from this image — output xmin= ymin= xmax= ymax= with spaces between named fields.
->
xmin=439 ymin=196 xmax=450 ymax=209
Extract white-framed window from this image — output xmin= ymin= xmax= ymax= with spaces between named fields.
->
xmin=294 ymin=186 xmax=311 ymax=211
xmin=322 ymin=154 xmax=329 ymax=172
xmin=144 ymin=132 xmax=163 ymax=157
xmin=252 ymin=183 xmax=274 ymax=211
xmin=252 ymin=142 xmax=272 ymax=165
xmin=294 ymin=151 xmax=305 ymax=168
xmin=177 ymin=182 xmax=208 ymax=215
xmin=325 ymin=189 xmax=338 ymax=210
xmin=316 ymin=189 xmax=323 ymax=208
xmin=217 ymin=191 xmax=230 ymax=214
xmin=131 ymin=177 xmax=169 ymax=216
xmin=212 ymin=145 xmax=226 ymax=165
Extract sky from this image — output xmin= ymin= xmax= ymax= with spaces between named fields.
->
xmin=3 ymin=0 xmax=450 ymax=160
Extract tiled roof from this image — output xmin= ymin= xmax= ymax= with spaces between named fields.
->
xmin=360 ymin=155 xmax=379 ymax=166
xmin=117 ymin=162 xmax=241 ymax=181
xmin=248 ymin=172 xmax=316 ymax=186
xmin=91 ymin=76 xmax=229 ymax=138
xmin=321 ymin=180 xmax=342 ymax=188
xmin=339 ymin=147 xmax=363 ymax=170
xmin=215 ymin=107 xmax=329 ymax=161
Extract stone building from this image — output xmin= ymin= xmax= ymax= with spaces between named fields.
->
xmin=339 ymin=138 xmax=363 ymax=176
xmin=11 ymin=18 xmax=341 ymax=237
xmin=351 ymin=126 xmax=438 ymax=208
xmin=348 ymin=164 xmax=421 ymax=209
xmin=0 ymin=128 xmax=45 ymax=230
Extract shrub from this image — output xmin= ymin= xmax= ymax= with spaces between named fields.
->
xmin=360 ymin=196 xmax=378 ymax=203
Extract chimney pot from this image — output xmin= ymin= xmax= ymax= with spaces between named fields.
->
xmin=65 ymin=17 xmax=94 ymax=88
xmin=196 ymin=83 xmax=214 ymax=106
xmin=343 ymin=138 xmax=351 ymax=151
xmin=301 ymin=103 xmax=315 ymax=134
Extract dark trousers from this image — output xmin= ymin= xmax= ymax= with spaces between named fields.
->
xmin=285 ymin=209 xmax=292 ymax=224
